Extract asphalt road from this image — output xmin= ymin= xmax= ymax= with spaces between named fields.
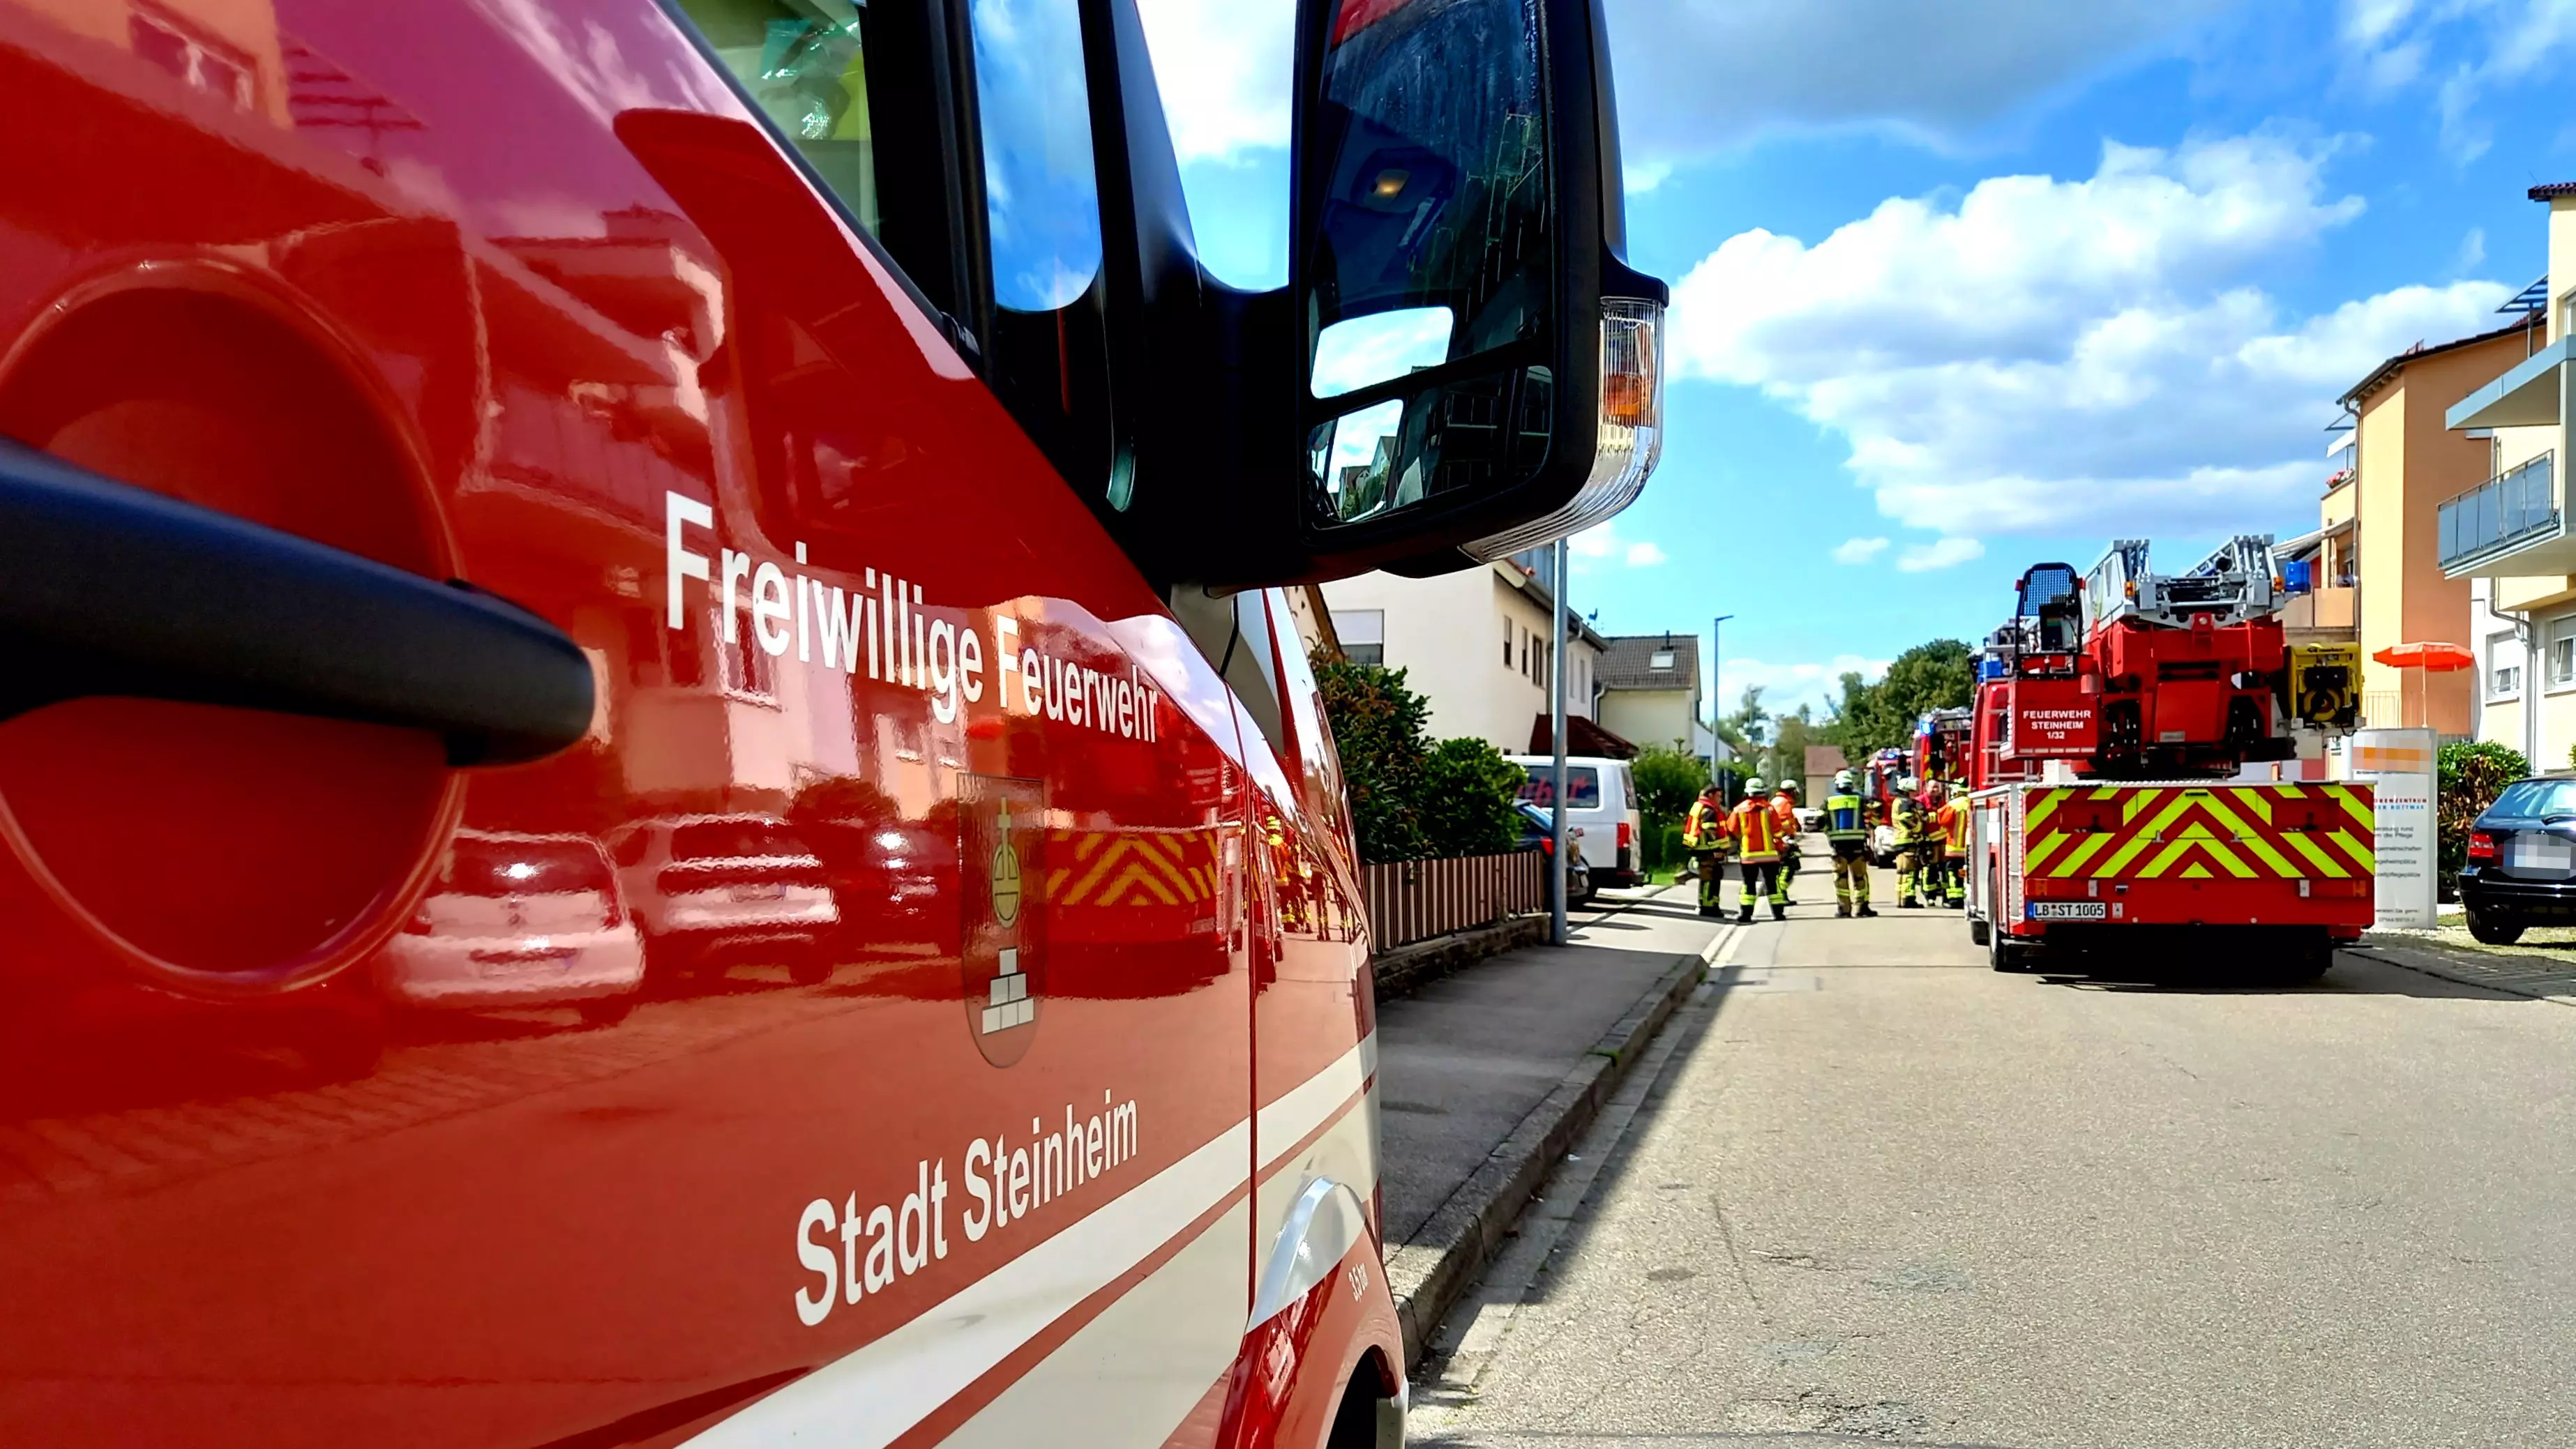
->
xmin=1410 ymin=860 xmax=2576 ymax=1448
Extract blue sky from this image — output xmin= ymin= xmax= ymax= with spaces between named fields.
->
xmin=1138 ymin=0 xmax=2576 ymax=718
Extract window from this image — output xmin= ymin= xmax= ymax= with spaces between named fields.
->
xmin=2551 ymin=618 xmax=2576 ymax=690
xmin=678 ymin=1 xmax=890 ymax=236
xmin=965 ymin=0 xmax=1116 ymax=501
xmin=2490 ymin=630 xmax=2523 ymax=699
xmin=1649 ymin=649 xmax=1675 ymax=670
xmin=1340 ymin=609 xmax=1385 ymax=667
xmin=1518 ymin=765 xmax=1602 ymax=809
xmin=2490 ymin=779 xmax=2576 ymax=818
xmin=721 ymin=606 xmax=780 ymax=704
xmin=1502 ymin=619 xmax=1512 ymax=665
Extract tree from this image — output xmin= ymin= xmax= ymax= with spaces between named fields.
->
xmin=1632 ymin=742 xmax=1714 ymax=872
xmin=1765 ymin=705 xmax=1817 ymax=790
xmin=1821 ymin=640 xmax=1974 ymax=757
xmin=1312 ymin=655 xmax=1532 ymax=863
xmin=1312 ymin=658 xmax=1430 ymax=863
xmin=1419 ymin=738 xmax=1527 ymax=858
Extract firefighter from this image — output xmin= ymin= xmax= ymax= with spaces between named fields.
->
xmin=1821 ymin=768 xmax=1875 ymax=918
xmin=1934 ymin=780 xmax=1971 ymax=907
xmin=1729 ymin=777 xmax=1787 ymax=923
xmin=1768 ymin=780 xmax=1802 ymax=906
xmin=1680 ymin=783 xmax=1733 ymax=918
xmin=1890 ymin=777 xmax=1929 ymax=909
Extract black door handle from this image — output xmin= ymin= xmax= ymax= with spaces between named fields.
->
xmin=0 ymin=437 xmax=594 ymax=765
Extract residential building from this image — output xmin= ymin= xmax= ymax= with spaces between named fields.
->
xmin=1318 ymin=549 xmax=1609 ymax=751
xmin=1595 ymin=633 xmax=1703 ymax=754
xmin=2328 ymin=310 xmax=2542 ymax=736
xmin=2443 ymin=183 xmax=2576 ymax=766
xmin=1802 ymin=745 xmax=1848 ymax=806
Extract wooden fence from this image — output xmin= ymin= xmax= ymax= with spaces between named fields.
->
xmin=1362 ymin=849 xmax=1544 ymax=951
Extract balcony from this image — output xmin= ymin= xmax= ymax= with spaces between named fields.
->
xmin=2446 ymin=334 xmax=2570 ymax=431
xmin=2280 ymin=584 xmax=2356 ymax=637
xmin=2438 ymin=452 xmax=2566 ymax=577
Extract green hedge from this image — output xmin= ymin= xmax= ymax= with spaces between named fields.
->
xmin=2438 ymin=740 xmax=2527 ymax=897
xmin=1313 ymin=656 xmax=1526 ymax=864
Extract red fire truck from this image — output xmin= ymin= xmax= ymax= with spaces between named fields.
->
xmin=0 ymin=1 xmax=1665 ymax=1444
xmin=1963 ymin=540 xmax=2372 ymax=976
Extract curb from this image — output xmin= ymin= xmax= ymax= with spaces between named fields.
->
xmin=1380 ymin=913 xmax=1730 ymax=1367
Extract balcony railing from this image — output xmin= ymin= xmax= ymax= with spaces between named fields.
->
xmin=2438 ymin=452 xmax=2556 ymax=571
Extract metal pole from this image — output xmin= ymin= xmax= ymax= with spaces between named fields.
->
xmin=1550 ymin=537 xmax=1570 ymax=946
xmin=1710 ymin=614 xmax=1733 ymax=801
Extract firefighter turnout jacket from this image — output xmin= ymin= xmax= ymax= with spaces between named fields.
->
xmin=1822 ymin=789 xmax=1867 ymax=844
xmin=1682 ymin=797 xmax=1730 ymax=851
xmin=1937 ymin=794 xmax=1970 ymax=858
xmin=1728 ymin=797 xmax=1782 ymax=863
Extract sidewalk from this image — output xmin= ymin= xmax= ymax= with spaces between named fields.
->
xmin=2347 ymin=929 xmax=2576 ymax=1005
xmin=1371 ymin=883 xmax=1727 ymax=1361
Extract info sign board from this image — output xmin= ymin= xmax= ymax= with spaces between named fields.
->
xmin=2347 ymin=727 xmax=2435 ymax=930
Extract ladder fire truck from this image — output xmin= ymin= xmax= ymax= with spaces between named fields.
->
xmin=1963 ymin=537 xmax=2370 ymax=976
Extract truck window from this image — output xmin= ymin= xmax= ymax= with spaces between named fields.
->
xmin=964 ymin=0 xmax=1117 ymax=502
xmin=675 ymin=1 xmax=889 ymax=234
xmin=669 ymin=0 xmax=972 ymax=323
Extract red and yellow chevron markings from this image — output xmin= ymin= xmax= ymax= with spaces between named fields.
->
xmin=1048 ymin=828 xmax=1220 ymax=907
xmin=2022 ymin=783 xmax=2375 ymax=882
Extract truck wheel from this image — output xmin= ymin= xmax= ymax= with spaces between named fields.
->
xmin=2466 ymin=904 xmax=2525 ymax=946
xmin=1988 ymin=923 xmax=2031 ymax=973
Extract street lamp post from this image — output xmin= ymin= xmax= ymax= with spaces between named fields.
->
xmin=1710 ymin=613 xmax=1734 ymax=801
xmin=1550 ymin=538 xmax=1571 ymax=946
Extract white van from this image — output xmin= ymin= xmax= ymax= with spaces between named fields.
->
xmin=1507 ymin=754 xmax=1643 ymax=889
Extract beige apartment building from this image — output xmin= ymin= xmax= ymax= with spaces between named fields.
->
xmin=2323 ymin=313 xmax=2540 ymax=738
xmin=1318 ymin=550 xmax=1608 ymax=751
xmin=2443 ymin=184 xmax=2576 ymax=767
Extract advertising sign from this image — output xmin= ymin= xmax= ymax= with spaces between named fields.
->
xmin=2347 ymin=727 xmax=2435 ymax=930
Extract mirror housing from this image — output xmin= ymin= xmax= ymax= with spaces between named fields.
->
xmin=1091 ymin=0 xmax=1666 ymax=592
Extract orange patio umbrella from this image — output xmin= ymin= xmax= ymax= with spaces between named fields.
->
xmin=2372 ymin=642 xmax=2476 ymax=728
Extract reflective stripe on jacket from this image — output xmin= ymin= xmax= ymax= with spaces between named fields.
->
xmin=1728 ymin=799 xmax=1780 ymax=861
xmin=1890 ymin=798 xmax=1926 ymax=844
xmin=1938 ymin=798 xmax=1969 ymax=855
xmin=1823 ymin=791 xmax=1866 ymax=842
xmin=1682 ymin=798 xmax=1728 ymax=850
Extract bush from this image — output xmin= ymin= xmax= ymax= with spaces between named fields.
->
xmin=1313 ymin=658 xmax=1431 ymax=863
xmin=1419 ymin=737 xmax=1528 ymax=858
xmin=1313 ymin=655 xmax=1527 ymax=863
xmin=2438 ymin=740 xmax=2527 ymax=895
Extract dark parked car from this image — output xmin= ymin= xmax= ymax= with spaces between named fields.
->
xmin=1514 ymin=801 xmax=1593 ymax=905
xmin=2460 ymin=777 xmax=2576 ymax=943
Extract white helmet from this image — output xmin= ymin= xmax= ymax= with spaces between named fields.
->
xmin=1743 ymin=775 xmax=1767 ymax=794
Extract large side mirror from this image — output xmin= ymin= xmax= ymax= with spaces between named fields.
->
xmin=1085 ymin=0 xmax=1664 ymax=591
xmin=1292 ymin=0 xmax=1665 ymax=576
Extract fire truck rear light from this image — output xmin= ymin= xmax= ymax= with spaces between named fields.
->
xmin=1462 ymin=298 xmax=1665 ymax=561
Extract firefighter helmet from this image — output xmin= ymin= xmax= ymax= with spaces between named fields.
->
xmin=1833 ymin=769 xmax=1855 ymax=791
xmin=1743 ymin=776 xmax=1766 ymax=794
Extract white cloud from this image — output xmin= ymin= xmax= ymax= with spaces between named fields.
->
xmin=1668 ymin=131 xmax=2513 ymax=539
xmin=1569 ymin=520 xmax=1669 ymax=572
xmin=1722 ymin=654 xmax=1893 ymax=714
xmin=1602 ymin=0 xmax=2234 ymax=170
xmin=1134 ymin=0 xmax=1293 ymax=163
xmin=2337 ymin=0 xmax=2576 ymax=160
xmin=1897 ymin=538 xmax=1987 ymax=572
xmin=1832 ymin=537 xmax=1892 ymax=564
